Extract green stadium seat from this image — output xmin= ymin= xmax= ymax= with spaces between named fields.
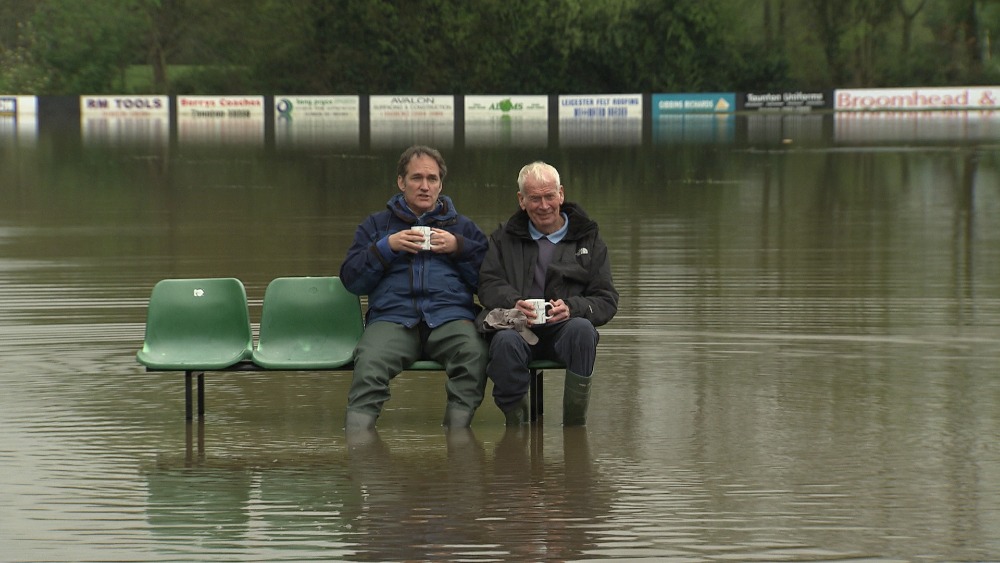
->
xmin=252 ymin=276 xmax=363 ymax=369
xmin=137 ymin=278 xmax=253 ymax=370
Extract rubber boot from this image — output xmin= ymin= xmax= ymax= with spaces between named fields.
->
xmin=442 ymin=404 xmax=474 ymax=428
xmin=503 ymin=395 xmax=530 ymax=426
xmin=344 ymin=409 xmax=377 ymax=431
xmin=562 ymin=371 xmax=592 ymax=426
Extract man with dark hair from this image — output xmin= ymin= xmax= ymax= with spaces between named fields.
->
xmin=340 ymin=146 xmax=489 ymax=429
xmin=478 ymin=161 xmax=618 ymax=426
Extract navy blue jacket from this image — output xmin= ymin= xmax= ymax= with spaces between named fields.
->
xmin=339 ymin=194 xmax=487 ymax=328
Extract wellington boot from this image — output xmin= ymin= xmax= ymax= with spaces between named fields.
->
xmin=442 ymin=405 xmax=475 ymax=428
xmin=503 ymin=396 xmax=530 ymax=426
xmin=344 ymin=409 xmax=377 ymax=431
xmin=562 ymin=370 xmax=592 ymax=426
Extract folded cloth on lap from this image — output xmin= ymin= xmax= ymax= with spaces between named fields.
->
xmin=480 ymin=308 xmax=538 ymax=345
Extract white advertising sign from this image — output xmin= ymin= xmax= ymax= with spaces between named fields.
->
xmin=80 ymin=95 xmax=169 ymax=117
xmin=464 ymin=95 xmax=548 ymax=147
xmin=464 ymin=95 xmax=547 ymax=119
xmin=558 ymin=94 xmax=643 ymax=119
xmin=274 ymin=95 xmax=360 ymax=148
xmin=370 ymin=95 xmax=454 ymax=148
xmin=177 ymin=95 xmax=265 ymax=145
xmin=835 ymin=87 xmax=1000 ymax=111
xmin=1 ymin=95 xmax=36 ymax=115
xmin=0 ymin=96 xmax=38 ymax=144
xmin=275 ymin=95 xmax=359 ymax=119
xmin=80 ymin=95 xmax=169 ymax=145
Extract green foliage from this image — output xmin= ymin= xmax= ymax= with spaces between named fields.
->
xmin=170 ymin=65 xmax=252 ymax=94
xmin=2 ymin=0 xmax=999 ymax=94
xmin=28 ymin=0 xmax=146 ymax=94
xmin=0 ymin=21 xmax=51 ymax=93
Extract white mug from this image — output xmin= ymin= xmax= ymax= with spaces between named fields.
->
xmin=524 ymin=298 xmax=554 ymax=325
xmin=411 ymin=226 xmax=432 ymax=250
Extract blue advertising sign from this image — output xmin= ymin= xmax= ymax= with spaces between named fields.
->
xmin=653 ymin=93 xmax=736 ymax=115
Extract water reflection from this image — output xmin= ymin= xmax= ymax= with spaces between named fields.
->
xmin=654 ymin=113 xmax=735 ymax=144
xmin=835 ymin=110 xmax=1000 ymax=143
xmin=140 ymin=426 xmax=611 ymax=561
xmin=1 ymin=114 xmax=999 ymax=561
xmin=559 ymin=117 xmax=643 ymax=146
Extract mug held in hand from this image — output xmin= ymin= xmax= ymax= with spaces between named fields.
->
xmin=411 ymin=226 xmax=432 ymax=250
xmin=525 ymin=298 xmax=554 ymax=325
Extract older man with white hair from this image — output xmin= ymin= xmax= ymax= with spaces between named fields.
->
xmin=477 ymin=161 xmax=619 ymax=426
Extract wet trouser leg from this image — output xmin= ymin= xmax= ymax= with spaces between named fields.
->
xmin=486 ymin=330 xmax=532 ymax=413
xmin=488 ymin=317 xmax=599 ymax=412
xmin=346 ymin=321 xmax=419 ymax=419
xmin=425 ymin=319 xmax=488 ymax=424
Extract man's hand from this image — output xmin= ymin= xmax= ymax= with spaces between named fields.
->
xmin=428 ymin=228 xmax=457 ymax=254
xmin=547 ymin=299 xmax=570 ymax=323
xmin=515 ymin=298 xmax=570 ymax=324
xmin=514 ymin=299 xmax=536 ymax=320
xmin=389 ymin=228 xmax=457 ymax=254
xmin=388 ymin=229 xmax=428 ymax=254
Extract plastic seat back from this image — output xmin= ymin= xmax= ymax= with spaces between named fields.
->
xmin=252 ymin=276 xmax=363 ymax=369
xmin=137 ymin=278 xmax=253 ymax=370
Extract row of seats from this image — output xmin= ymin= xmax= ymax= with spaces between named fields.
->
xmin=137 ymin=277 xmax=365 ymax=371
xmin=137 ymin=276 xmax=566 ymax=374
xmin=137 ymin=276 xmax=564 ymax=421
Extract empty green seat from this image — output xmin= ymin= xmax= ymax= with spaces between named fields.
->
xmin=137 ymin=278 xmax=253 ymax=370
xmin=252 ymin=276 xmax=363 ymax=369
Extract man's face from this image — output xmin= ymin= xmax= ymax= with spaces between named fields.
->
xmin=398 ymin=154 xmax=442 ymax=215
xmin=518 ymin=174 xmax=564 ymax=234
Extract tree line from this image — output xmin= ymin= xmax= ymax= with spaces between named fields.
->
xmin=1 ymin=0 xmax=998 ymax=96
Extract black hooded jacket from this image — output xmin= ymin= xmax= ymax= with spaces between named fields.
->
xmin=477 ymin=202 xmax=618 ymax=327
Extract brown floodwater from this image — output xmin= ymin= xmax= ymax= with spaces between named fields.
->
xmin=1 ymin=112 xmax=999 ymax=561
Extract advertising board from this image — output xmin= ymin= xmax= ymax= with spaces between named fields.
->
xmin=177 ymin=95 xmax=265 ymax=145
xmin=370 ymin=95 xmax=455 ymax=148
xmin=274 ymin=95 xmax=360 ymax=148
xmin=464 ymin=95 xmax=548 ymax=147
xmin=835 ymin=87 xmax=1000 ymax=111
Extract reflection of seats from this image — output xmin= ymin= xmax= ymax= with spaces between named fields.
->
xmin=144 ymin=466 xmax=252 ymax=544
xmin=252 ymin=277 xmax=361 ymax=369
xmin=137 ymin=278 xmax=253 ymax=370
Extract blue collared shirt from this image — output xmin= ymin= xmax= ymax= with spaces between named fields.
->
xmin=528 ymin=212 xmax=570 ymax=243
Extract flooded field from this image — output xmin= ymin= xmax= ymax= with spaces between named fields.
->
xmin=1 ymin=113 xmax=999 ymax=561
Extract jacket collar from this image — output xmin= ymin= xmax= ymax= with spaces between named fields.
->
xmin=505 ymin=201 xmax=596 ymax=241
xmin=388 ymin=193 xmax=459 ymax=226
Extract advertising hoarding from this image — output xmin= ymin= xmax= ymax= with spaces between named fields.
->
xmin=740 ymin=91 xmax=829 ymax=112
xmin=0 ymin=95 xmax=38 ymax=144
xmin=653 ymin=93 xmax=735 ymax=115
xmin=558 ymin=94 xmax=642 ymax=146
xmin=370 ymin=95 xmax=455 ymax=148
xmin=464 ymin=95 xmax=548 ymax=147
xmin=177 ymin=95 xmax=265 ymax=145
xmin=274 ymin=95 xmax=360 ymax=148
xmin=80 ymin=95 xmax=169 ymax=145
xmin=835 ymin=87 xmax=1000 ymax=111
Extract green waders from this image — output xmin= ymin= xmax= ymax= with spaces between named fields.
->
xmin=345 ymin=320 xmax=487 ymax=429
xmin=562 ymin=370 xmax=592 ymax=426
